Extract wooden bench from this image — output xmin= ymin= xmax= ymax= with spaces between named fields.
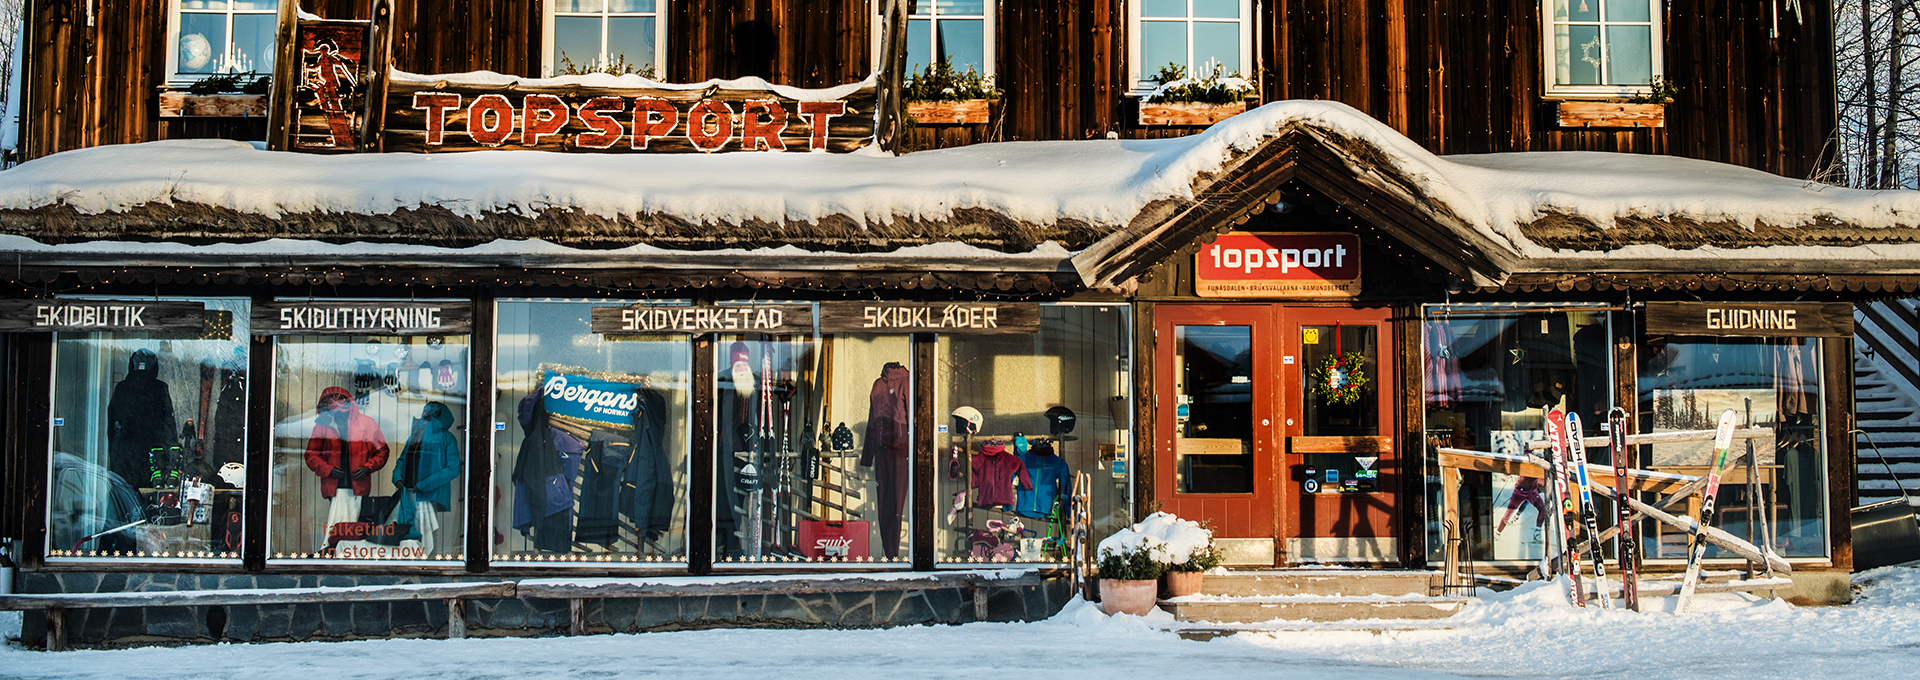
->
xmin=0 ymin=571 xmax=1047 ymax=650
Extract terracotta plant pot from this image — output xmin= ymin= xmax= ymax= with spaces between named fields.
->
xmin=1163 ymin=570 xmax=1204 ymax=598
xmin=1099 ymin=578 xmax=1160 ymax=616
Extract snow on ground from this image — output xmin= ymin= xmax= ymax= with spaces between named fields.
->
xmin=2 ymin=567 xmax=1918 ymax=679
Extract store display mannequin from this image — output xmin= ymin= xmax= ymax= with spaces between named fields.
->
xmin=861 ymin=361 xmax=910 ymax=559
xmin=107 ymin=348 xmax=178 ymax=489
xmin=393 ymin=401 xmax=461 ymax=548
xmin=303 ymin=386 xmax=390 ymax=545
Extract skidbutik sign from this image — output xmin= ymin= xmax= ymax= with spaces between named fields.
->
xmin=1194 ymin=232 xmax=1361 ymax=298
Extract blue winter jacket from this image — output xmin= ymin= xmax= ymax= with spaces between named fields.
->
xmin=1015 ymin=446 xmax=1071 ymax=518
xmin=394 ymin=401 xmax=463 ymax=510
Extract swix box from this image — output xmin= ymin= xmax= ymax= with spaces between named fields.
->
xmin=798 ymin=521 xmax=870 ymax=559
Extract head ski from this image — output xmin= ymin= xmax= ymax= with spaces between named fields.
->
xmin=1567 ymin=413 xmax=1612 ymax=609
xmin=1547 ymin=408 xmax=1585 ymax=607
xmin=1676 ymin=409 xmax=1740 ymax=614
xmin=1609 ymin=407 xmax=1639 ymax=611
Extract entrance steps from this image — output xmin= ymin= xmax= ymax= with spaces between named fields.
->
xmin=1153 ymin=569 xmax=1471 ymax=636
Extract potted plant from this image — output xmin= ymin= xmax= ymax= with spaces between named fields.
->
xmin=1138 ymin=62 xmax=1257 ymax=126
xmin=1555 ymin=76 xmax=1674 ymax=129
xmin=1094 ymin=530 xmax=1168 ymax=616
xmin=1163 ymin=532 xmax=1222 ymax=598
xmin=904 ymin=59 xmax=1001 ymax=125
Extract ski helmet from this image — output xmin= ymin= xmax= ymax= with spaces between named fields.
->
xmin=1044 ymin=406 xmax=1076 ymax=435
xmin=952 ymin=406 xmax=983 ymax=434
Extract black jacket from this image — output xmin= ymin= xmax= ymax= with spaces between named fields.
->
xmin=108 ymin=349 xmax=177 ymax=488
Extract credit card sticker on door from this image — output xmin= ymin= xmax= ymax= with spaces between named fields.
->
xmin=1302 ymin=328 xmax=1320 ymax=344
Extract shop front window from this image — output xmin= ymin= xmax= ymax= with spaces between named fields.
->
xmin=267 ymin=305 xmax=469 ymax=562
xmin=171 ymin=0 xmax=278 ymax=80
xmin=493 ymin=300 xmax=691 ymax=564
xmin=935 ymin=305 xmax=1130 ymax=564
xmin=1423 ymin=307 xmax=1612 ymax=563
xmin=47 ymin=299 xmax=249 ymax=560
xmin=716 ymin=332 xmax=912 ymax=564
xmin=1638 ymin=335 xmax=1826 ymax=559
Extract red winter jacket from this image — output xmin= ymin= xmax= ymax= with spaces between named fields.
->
xmin=303 ymin=386 xmax=390 ymax=497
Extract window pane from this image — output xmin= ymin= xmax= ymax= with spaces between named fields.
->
xmin=1140 ymin=20 xmax=1187 ymax=81
xmin=1192 ymin=21 xmax=1240 ymax=75
xmin=607 ymin=16 xmax=656 ymax=75
xmin=552 ymin=16 xmax=602 ymax=72
xmin=935 ymin=306 xmax=1132 ymax=564
xmin=1193 ymin=0 xmax=1238 ymax=19
xmin=270 ymin=332 xmax=469 ymax=562
xmin=1639 ymin=337 xmax=1826 ymax=558
xmin=493 ymin=302 xmax=692 ymax=564
xmin=937 ymin=19 xmax=985 ymax=73
xmin=1606 ymin=25 xmax=1653 ymax=85
xmin=1554 ymin=0 xmax=1598 ymax=22
xmin=1605 ymin=0 xmax=1650 ymax=23
xmin=1554 ymin=24 xmax=1601 ymax=86
xmin=1174 ymin=325 xmax=1253 ymax=494
xmin=1142 ymin=0 xmax=1186 ymax=19
xmin=1422 ymin=311 xmax=1613 ymax=564
xmin=716 ymin=334 xmax=912 ymax=564
xmin=608 ymin=0 xmax=654 ymax=13
xmin=177 ymin=13 xmax=227 ymax=74
xmin=232 ymin=14 xmax=276 ymax=74
xmin=231 ymin=0 xmax=277 ymax=11
xmin=47 ymin=300 xmax=250 ymax=561
xmin=907 ymin=18 xmax=932 ymax=76
xmin=554 ymin=0 xmax=605 ymax=12
xmin=937 ymin=0 xmax=984 ymax=16
xmin=179 ymin=0 xmax=226 ymax=10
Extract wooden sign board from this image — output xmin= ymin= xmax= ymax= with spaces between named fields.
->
xmin=254 ymin=301 xmax=472 ymax=335
xmin=816 ymin=302 xmax=1040 ymax=334
xmin=590 ymin=304 xmax=815 ymax=335
xmin=1194 ymin=232 xmax=1361 ymax=298
xmin=384 ymin=76 xmax=876 ymax=154
xmin=1643 ymin=301 xmax=1854 ymax=338
xmin=290 ymin=19 xmax=373 ymax=151
xmin=0 ymin=300 xmax=208 ymax=333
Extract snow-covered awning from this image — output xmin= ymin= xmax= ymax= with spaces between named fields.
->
xmin=1 ymin=100 xmax=1916 ymax=291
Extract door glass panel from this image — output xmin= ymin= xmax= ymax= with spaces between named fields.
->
xmin=1300 ymin=324 xmax=1377 ymax=490
xmin=1173 ymin=325 xmax=1253 ymax=494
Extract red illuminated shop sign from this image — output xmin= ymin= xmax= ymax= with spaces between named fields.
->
xmin=1194 ymin=232 xmax=1361 ymax=298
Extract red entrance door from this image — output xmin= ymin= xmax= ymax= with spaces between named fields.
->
xmin=1155 ymin=304 xmax=1397 ymax=566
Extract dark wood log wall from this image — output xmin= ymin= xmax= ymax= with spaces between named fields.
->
xmin=23 ymin=0 xmax=1835 ymax=178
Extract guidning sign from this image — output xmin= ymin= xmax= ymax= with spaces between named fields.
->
xmin=1194 ymin=232 xmax=1361 ymax=298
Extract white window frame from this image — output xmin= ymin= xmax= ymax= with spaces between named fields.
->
xmin=542 ymin=0 xmax=669 ymax=78
xmin=1127 ymin=0 xmax=1253 ymax=94
xmin=870 ymin=1 xmax=996 ymax=78
xmin=164 ymin=0 xmax=280 ymax=87
xmin=1539 ymin=0 xmax=1663 ymax=99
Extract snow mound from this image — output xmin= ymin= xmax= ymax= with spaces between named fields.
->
xmin=1095 ymin=511 xmax=1213 ymax=564
xmin=1046 ymin=594 xmax=1181 ymax=636
xmin=1853 ymin=564 xmax=1920 ymax=606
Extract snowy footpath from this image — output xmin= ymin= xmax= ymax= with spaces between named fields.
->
xmin=2 ymin=567 xmax=1919 ymax=680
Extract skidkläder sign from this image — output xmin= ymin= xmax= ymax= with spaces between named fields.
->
xmin=1194 ymin=232 xmax=1361 ymax=298
xmin=384 ymin=75 xmax=876 ymax=154
xmin=1643 ymin=302 xmax=1854 ymax=338
xmin=590 ymin=303 xmax=1040 ymax=335
xmin=0 ymin=300 xmax=208 ymax=333
xmin=254 ymin=302 xmax=473 ymax=335
xmin=590 ymin=305 xmax=815 ymax=335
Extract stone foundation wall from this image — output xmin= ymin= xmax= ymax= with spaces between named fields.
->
xmin=16 ymin=572 xmax=1074 ymax=648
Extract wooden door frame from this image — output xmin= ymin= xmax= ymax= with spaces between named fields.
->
xmin=1276 ymin=305 xmax=1398 ymax=565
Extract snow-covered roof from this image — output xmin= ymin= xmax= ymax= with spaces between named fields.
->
xmin=1 ymin=100 xmax=1916 ymax=288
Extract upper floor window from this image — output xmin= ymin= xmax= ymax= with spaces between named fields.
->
xmin=546 ymin=0 xmax=665 ymax=77
xmin=170 ymin=0 xmax=278 ymax=82
xmin=1129 ymin=0 xmax=1250 ymax=91
xmin=1543 ymin=0 xmax=1662 ymax=97
xmin=906 ymin=0 xmax=993 ymax=77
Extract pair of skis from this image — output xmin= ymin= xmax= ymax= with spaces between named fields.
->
xmin=1546 ymin=409 xmax=1608 ymax=608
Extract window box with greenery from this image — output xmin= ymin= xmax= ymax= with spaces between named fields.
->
xmin=158 ymin=73 xmax=270 ymax=118
xmin=1137 ymin=63 xmax=1256 ymax=127
xmin=1554 ymin=77 xmax=1673 ymax=128
xmin=903 ymin=60 xmax=1000 ymax=125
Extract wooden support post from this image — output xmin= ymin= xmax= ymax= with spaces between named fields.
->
xmin=971 ymin=584 xmax=989 ymax=622
xmin=569 ymin=598 xmax=585 ymax=636
xmin=44 ymin=607 xmax=65 ymax=651
xmin=446 ymin=599 xmax=466 ymax=639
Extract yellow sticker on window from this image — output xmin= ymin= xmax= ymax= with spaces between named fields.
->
xmin=1303 ymin=328 xmax=1320 ymax=345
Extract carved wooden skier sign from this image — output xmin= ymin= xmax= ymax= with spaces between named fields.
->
xmin=291 ymin=20 xmax=370 ymax=151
